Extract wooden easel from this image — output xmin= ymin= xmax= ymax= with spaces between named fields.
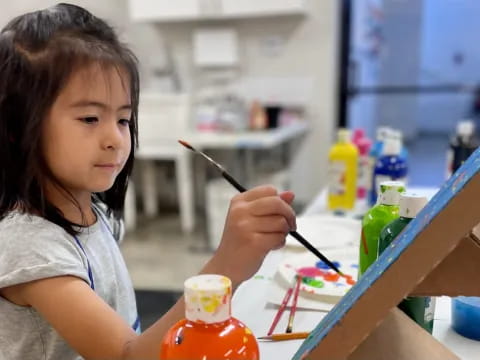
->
xmin=294 ymin=157 xmax=480 ymax=360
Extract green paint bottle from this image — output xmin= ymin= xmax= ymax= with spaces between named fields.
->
xmin=379 ymin=193 xmax=435 ymax=333
xmin=359 ymin=181 xmax=406 ymax=276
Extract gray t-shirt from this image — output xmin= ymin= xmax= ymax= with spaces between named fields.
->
xmin=0 ymin=205 xmax=138 ymax=360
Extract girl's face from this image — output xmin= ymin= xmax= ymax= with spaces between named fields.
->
xmin=42 ymin=64 xmax=132 ymax=199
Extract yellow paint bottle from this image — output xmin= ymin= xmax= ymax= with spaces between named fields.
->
xmin=328 ymin=129 xmax=359 ymax=210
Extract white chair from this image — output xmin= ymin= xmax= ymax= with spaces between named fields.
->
xmin=127 ymin=92 xmax=195 ymax=233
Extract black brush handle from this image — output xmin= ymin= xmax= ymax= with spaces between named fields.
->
xmin=222 ymin=171 xmax=247 ymax=192
xmin=221 ymin=170 xmax=343 ymax=276
xmin=289 ymin=231 xmax=343 ymax=275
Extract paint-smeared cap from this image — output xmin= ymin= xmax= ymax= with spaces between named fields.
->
xmin=184 ymin=274 xmax=232 ymax=324
xmin=378 ymin=181 xmax=406 ymax=206
xmin=337 ymin=128 xmax=351 ymax=143
xmin=399 ymin=193 xmax=428 ymax=218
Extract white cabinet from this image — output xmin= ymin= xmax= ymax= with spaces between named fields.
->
xmin=128 ymin=0 xmax=201 ymax=22
xmin=128 ymin=0 xmax=307 ymax=22
xmin=222 ymin=0 xmax=306 ymax=18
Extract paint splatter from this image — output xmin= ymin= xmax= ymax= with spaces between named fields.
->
xmin=323 ymin=272 xmax=341 ymax=282
xmin=302 ymin=277 xmax=324 ymax=289
xmin=361 ymin=229 xmax=369 ymax=255
xmin=341 ymin=274 xmax=356 ymax=285
xmin=253 ymin=275 xmax=265 ymax=280
xmin=297 ymin=267 xmax=323 ymax=277
xmin=315 ymin=260 xmax=341 ymax=270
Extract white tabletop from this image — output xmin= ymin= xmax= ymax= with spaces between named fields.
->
xmin=191 ymin=122 xmax=308 ymax=150
xmin=232 ymin=186 xmax=480 ymax=359
xmin=136 ymin=122 xmax=308 ymax=159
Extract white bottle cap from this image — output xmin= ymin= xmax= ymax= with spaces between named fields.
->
xmin=378 ymin=181 xmax=406 ymax=205
xmin=457 ymin=120 xmax=475 ymax=139
xmin=381 ymin=137 xmax=402 ymax=156
xmin=376 ymin=126 xmax=391 ymax=141
xmin=184 ymin=274 xmax=232 ymax=324
xmin=399 ymin=193 xmax=428 ymax=218
xmin=337 ymin=128 xmax=351 ymax=143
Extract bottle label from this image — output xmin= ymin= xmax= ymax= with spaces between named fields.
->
xmin=328 ymin=161 xmax=346 ymax=195
xmin=358 ymin=155 xmax=372 ymax=192
xmin=375 ymin=175 xmax=407 ymax=196
xmin=445 ymin=149 xmax=453 ymax=179
xmin=424 ymin=297 xmax=436 ymax=323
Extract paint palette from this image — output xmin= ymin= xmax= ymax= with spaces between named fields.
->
xmin=285 ymin=215 xmax=361 ymax=249
xmin=277 ymin=247 xmax=359 ymax=299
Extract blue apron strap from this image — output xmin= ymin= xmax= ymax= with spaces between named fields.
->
xmin=73 ymin=236 xmax=95 ymax=291
xmin=132 ymin=316 xmax=141 ymax=333
xmin=94 ymin=206 xmax=142 ymax=333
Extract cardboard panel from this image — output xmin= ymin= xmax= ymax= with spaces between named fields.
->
xmin=349 ymin=308 xmax=459 ymax=360
xmin=411 ymin=235 xmax=480 ymax=296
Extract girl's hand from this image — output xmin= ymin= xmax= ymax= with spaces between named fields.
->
xmin=205 ymin=185 xmax=296 ymax=287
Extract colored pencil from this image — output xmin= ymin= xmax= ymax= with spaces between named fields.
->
xmin=178 ymin=139 xmax=344 ymax=276
xmin=267 ymin=287 xmax=293 ymax=336
xmin=258 ymin=331 xmax=310 ymax=341
xmin=285 ymin=275 xmax=302 ymax=333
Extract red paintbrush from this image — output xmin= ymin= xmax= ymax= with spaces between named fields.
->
xmin=267 ymin=287 xmax=293 ymax=336
xmin=286 ymin=275 xmax=302 ymax=333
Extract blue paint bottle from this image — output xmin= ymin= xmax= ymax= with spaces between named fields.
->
xmin=371 ymin=136 xmax=408 ymax=204
xmin=368 ymin=127 xmax=390 ymax=206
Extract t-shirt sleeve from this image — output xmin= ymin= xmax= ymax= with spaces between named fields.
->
xmin=93 ymin=201 xmax=125 ymax=244
xmin=0 ymin=216 xmax=90 ymax=289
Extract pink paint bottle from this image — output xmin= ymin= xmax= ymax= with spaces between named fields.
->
xmin=356 ymin=138 xmax=372 ymax=199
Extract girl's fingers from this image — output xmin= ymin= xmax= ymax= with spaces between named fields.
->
xmin=248 ymin=196 xmax=296 ymax=230
xmin=251 ymin=232 xmax=287 ymax=251
xmin=279 ymin=190 xmax=295 ymax=205
xmin=246 ymin=215 xmax=291 ymax=234
xmin=238 ymin=185 xmax=278 ymax=202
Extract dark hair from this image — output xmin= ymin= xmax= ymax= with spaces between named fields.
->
xmin=0 ymin=3 xmax=139 ymax=235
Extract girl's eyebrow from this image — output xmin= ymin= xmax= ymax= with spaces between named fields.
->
xmin=70 ymin=100 xmax=131 ymax=111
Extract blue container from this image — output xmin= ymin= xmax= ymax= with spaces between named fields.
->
xmin=451 ymin=297 xmax=480 ymax=340
xmin=370 ymin=154 xmax=408 ymax=205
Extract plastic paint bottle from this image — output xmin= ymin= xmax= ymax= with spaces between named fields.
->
xmin=160 ymin=275 xmax=259 ymax=360
xmin=356 ymin=137 xmax=372 ymax=200
xmin=359 ymin=181 xmax=406 ymax=277
xmin=446 ymin=120 xmax=479 ymax=178
xmin=371 ymin=135 xmax=408 ymax=205
xmin=368 ymin=127 xmax=390 ymax=206
xmin=378 ymin=193 xmax=435 ymax=333
xmin=328 ymin=128 xmax=359 ymax=211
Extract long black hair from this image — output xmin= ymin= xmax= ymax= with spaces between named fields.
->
xmin=0 ymin=3 xmax=139 ymax=235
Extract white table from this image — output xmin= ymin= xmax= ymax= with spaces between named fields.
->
xmin=133 ymin=122 xmax=308 ymax=235
xmin=232 ymin=186 xmax=480 ymax=359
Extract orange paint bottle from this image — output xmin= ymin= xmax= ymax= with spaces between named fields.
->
xmin=160 ymin=275 xmax=259 ymax=360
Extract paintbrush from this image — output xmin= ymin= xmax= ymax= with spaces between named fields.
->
xmin=285 ymin=275 xmax=302 ymax=333
xmin=178 ymin=139 xmax=344 ymax=276
xmin=257 ymin=332 xmax=310 ymax=341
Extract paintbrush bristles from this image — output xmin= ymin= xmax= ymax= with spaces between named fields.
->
xmin=178 ymin=139 xmax=226 ymax=172
xmin=178 ymin=139 xmax=194 ymax=151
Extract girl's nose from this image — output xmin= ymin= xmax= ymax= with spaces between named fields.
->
xmin=102 ymin=120 xmax=123 ymax=150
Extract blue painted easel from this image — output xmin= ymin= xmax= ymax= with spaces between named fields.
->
xmin=294 ymin=148 xmax=480 ymax=360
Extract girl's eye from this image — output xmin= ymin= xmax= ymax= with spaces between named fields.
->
xmin=119 ymin=119 xmax=130 ymax=126
xmin=80 ymin=116 xmax=98 ymax=124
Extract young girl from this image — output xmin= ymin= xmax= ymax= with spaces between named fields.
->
xmin=0 ymin=3 xmax=296 ymax=359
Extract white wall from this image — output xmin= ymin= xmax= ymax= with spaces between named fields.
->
xmin=130 ymin=1 xmax=341 ymax=203
xmin=1 ymin=0 xmax=340 ymax=204
xmin=417 ymin=0 xmax=480 ymax=133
